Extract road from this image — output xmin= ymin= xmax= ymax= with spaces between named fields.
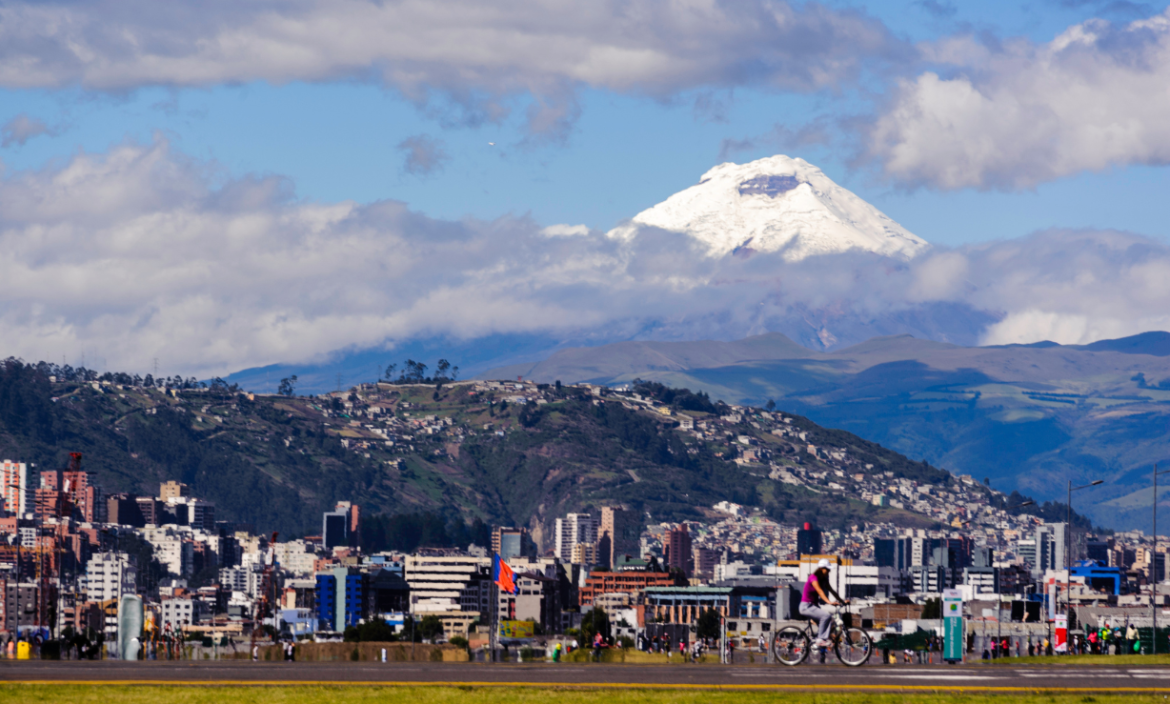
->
xmin=4 ymin=661 xmax=1170 ymax=691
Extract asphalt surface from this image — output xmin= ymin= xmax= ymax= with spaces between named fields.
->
xmin=4 ymin=661 xmax=1170 ymax=691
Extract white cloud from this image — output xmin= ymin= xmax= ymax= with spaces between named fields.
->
xmin=869 ymin=8 xmax=1170 ymax=189
xmin=540 ymin=224 xmax=591 ymax=237
xmin=1 ymin=113 xmax=53 ymax=147
xmin=2 ymin=140 xmax=1166 ymax=378
xmin=0 ymin=0 xmax=907 ymax=136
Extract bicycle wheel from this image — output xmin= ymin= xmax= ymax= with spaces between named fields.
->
xmin=834 ymin=627 xmax=872 ymax=667
xmin=772 ymin=627 xmax=810 ymax=666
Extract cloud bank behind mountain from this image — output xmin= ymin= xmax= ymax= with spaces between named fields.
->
xmin=1 ymin=137 xmax=1167 ymax=379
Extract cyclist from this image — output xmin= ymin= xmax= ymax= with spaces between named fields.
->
xmin=800 ymin=559 xmax=846 ymax=648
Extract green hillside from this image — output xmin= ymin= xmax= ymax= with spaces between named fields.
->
xmin=481 ymin=332 xmax=1170 ymax=530
xmin=0 ymin=358 xmax=1042 ymax=546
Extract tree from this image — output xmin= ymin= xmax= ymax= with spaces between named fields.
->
xmin=384 ymin=363 xmax=398 ymax=382
xmin=580 ymin=606 xmax=610 ymax=645
xmin=921 ymin=597 xmax=941 ymax=619
xmin=696 ymin=608 xmax=722 ymax=640
xmin=356 ymin=618 xmax=397 ymax=642
xmin=419 ymin=615 xmax=445 ymax=641
xmin=765 ymin=399 xmax=776 ymax=411
xmin=278 ymin=375 xmax=298 ymax=397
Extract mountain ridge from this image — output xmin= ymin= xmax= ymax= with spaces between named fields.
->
xmin=477 ymin=330 xmax=1170 ymax=531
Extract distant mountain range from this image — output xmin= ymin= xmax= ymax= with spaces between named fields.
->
xmin=480 ymin=330 xmax=1170 ymax=531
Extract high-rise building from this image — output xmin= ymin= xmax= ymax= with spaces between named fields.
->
xmin=665 ymin=525 xmax=693 ymax=576
xmin=1 ymin=460 xmax=29 ymax=517
xmin=555 ymin=514 xmax=597 ymax=562
xmin=159 ymin=481 xmax=189 ymax=501
xmin=315 ymin=566 xmax=367 ymax=632
xmin=1034 ymin=524 xmax=1067 ymax=576
xmin=322 ymin=509 xmax=349 ymax=549
xmin=599 ymin=507 xmax=638 ymax=569
xmin=874 ymin=537 xmax=912 ymax=571
xmin=797 ymin=522 xmax=823 ymax=556
xmin=492 ymin=526 xmax=534 ymax=560
xmin=335 ymin=501 xmax=360 ymax=546
xmin=570 ymin=542 xmax=597 ymax=566
xmin=107 ymin=493 xmax=146 ymax=527
xmin=693 ymin=547 xmax=719 ymax=578
xmin=82 ymin=552 xmax=137 ymax=602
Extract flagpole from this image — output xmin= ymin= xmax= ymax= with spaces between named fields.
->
xmin=490 ymin=577 xmax=497 ymax=664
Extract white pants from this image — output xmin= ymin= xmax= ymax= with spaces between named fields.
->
xmin=799 ymin=602 xmax=831 ymax=641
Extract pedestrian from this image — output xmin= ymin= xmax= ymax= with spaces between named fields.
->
xmin=1127 ymin=623 xmax=1138 ymax=654
xmin=1001 ymin=638 xmax=1009 ymax=659
xmin=252 ymin=644 xmax=259 ymax=662
xmin=759 ymin=633 xmax=767 ymax=653
xmin=593 ymin=631 xmax=603 ymax=662
xmin=679 ymin=639 xmax=686 ymax=659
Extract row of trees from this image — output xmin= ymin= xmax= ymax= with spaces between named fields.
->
xmin=17 ymin=358 xmax=212 ymax=390
xmin=383 ymin=359 xmax=459 ymax=385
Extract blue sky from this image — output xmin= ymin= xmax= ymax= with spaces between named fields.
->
xmin=1 ymin=0 xmax=1169 ymax=376
xmin=3 ymin=0 xmax=1168 ymax=247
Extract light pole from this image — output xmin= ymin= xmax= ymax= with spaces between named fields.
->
xmin=999 ymin=500 xmax=1034 ymax=653
xmin=6 ymin=534 xmax=18 ymax=642
xmin=1065 ymin=479 xmax=1103 ymax=621
xmin=1152 ymin=464 xmax=1170 ymax=654
xmin=6 ymin=483 xmax=21 ymax=642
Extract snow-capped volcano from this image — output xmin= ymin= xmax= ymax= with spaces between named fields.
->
xmin=609 ymin=155 xmax=928 ymax=261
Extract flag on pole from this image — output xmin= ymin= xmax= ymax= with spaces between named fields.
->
xmin=493 ymin=553 xmax=518 ymax=594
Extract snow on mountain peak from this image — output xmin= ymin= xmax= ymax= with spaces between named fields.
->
xmin=609 ymin=155 xmax=928 ymax=261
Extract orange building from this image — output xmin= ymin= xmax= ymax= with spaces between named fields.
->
xmin=578 ymin=570 xmax=675 ymax=607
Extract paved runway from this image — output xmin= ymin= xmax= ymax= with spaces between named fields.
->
xmin=4 ymin=661 xmax=1170 ymax=691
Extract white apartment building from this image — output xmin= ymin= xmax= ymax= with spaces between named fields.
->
xmin=403 ymin=554 xmax=491 ymax=615
xmin=83 ymin=552 xmax=137 ymax=602
xmin=220 ymin=566 xmax=250 ymax=593
xmin=143 ymin=527 xmax=194 ymax=577
xmin=161 ymin=598 xmax=197 ymax=628
xmin=165 ymin=497 xmax=216 ymax=532
xmin=274 ymin=540 xmax=318 ymax=576
xmin=555 ymin=513 xmax=597 ymax=562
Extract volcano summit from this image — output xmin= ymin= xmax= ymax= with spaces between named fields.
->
xmin=609 ymin=155 xmax=928 ymax=261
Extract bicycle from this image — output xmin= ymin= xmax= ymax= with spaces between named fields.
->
xmin=771 ymin=604 xmax=873 ymax=667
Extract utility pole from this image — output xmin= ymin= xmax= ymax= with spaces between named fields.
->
xmin=1153 ymin=464 xmax=1169 ymax=655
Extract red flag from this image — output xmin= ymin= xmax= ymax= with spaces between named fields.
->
xmin=493 ymin=553 xmax=517 ymax=594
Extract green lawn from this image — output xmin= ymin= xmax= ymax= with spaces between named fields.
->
xmin=4 ymin=688 xmax=1170 ymax=704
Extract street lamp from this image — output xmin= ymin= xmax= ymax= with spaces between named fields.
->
xmin=6 ymin=483 xmax=21 ymax=642
xmin=1151 ymin=464 xmax=1170 ymax=654
xmin=1065 ymin=479 xmax=1104 ymax=620
xmin=997 ymin=499 xmax=1034 ymax=653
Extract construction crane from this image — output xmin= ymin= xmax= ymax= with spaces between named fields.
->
xmin=250 ymin=531 xmax=280 ymax=654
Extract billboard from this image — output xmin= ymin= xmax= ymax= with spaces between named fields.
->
xmin=942 ymin=589 xmax=964 ymax=662
xmin=499 ymin=620 xmax=536 ymax=639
